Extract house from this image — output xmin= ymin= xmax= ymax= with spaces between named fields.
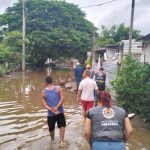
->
xmin=92 ymin=48 xmax=106 ymax=61
xmin=139 ymin=34 xmax=150 ymax=64
xmin=92 ymin=38 xmax=145 ymax=67
xmin=92 ymin=48 xmax=106 ymax=71
xmin=105 ymin=43 xmax=121 ymax=62
xmin=122 ymin=40 xmax=142 ymax=61
xmin=105 ymin=40 xmax=143 ymax=64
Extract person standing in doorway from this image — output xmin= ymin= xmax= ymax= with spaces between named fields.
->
xmin=94 ymin=67 xmax=106 ymax=91
xmin=41 ymin=76 xmax=66 ymax=147
xmin=74 ymin=62 xmax=84 ymax=91
xmin=77 ymin=70 xmax=99 ymax=122
xmin=85 ymin=91 xmax=133 ymax=150
xmin=93 ymin=67 xmax=106 ymax=106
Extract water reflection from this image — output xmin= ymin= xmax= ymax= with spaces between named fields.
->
xmin=0 ymin=70 xmax=150 ymax=150
xmin=0 ymin=70 xmax=77 ymax=149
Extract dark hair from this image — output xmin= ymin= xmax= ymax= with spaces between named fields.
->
xmin=99 ymin=67 xmax=104 ymax=71
xmin=45 ymin=76 xmax=53 ymax=84
xmin=97 ymin=91 xmax=112 ymax=108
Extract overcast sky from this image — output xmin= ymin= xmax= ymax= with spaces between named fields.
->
xmin=0 ymin=0 xmax=149 ymax=35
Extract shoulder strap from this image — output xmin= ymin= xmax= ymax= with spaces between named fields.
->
xmin=55 ymin=86 xmax=61 ymax=93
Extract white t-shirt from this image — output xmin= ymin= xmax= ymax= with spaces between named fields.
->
xmin=79 ymin=77 xmax=98 ymax=101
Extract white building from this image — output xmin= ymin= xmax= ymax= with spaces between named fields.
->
xmin=122 ymin=40 xmax=142 ymax=62
xmin=105 ymin=40 xmax=143 ymax=64
xmin=139 ymin=34 xmax=150 ymax=64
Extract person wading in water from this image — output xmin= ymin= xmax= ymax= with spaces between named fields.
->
xmin=77 ymin=70 xmax=99 ymax=122
xmin=41 ymin=76 xmax=66 ymax=148
xmin=93 ymin=67 xmax=106 ymax=106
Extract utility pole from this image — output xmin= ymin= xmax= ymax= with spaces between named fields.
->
xmin=22 ymin=0 xmax=26 ymax=71
xmin=92 ymin=31 xmax=96 ymax=66
xmin=129 ymin=0 xmax=135 ymax=53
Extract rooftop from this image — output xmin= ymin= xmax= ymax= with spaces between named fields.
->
xmin=138 ymin=34 xmax=150 ymax=41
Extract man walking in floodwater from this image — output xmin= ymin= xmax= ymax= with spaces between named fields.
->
xmin=74 ymin=62 xmax=84 ymax=91
xmin=94 ymin=67 xmax=106 ymax=91
xmin=77 ymin=70 xmax=99 ymax=122
xmin=41 ymin=76 xmax=66 ymax=147
xmin=93 ymin=67 xmax=106 ymax=106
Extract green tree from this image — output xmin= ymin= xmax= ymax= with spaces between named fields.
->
xmin=0 ymin=44 xmax=11 ymax=76
xmin=3 ymin=31 xmax=23 ymax=52
xmin=96 ymin=23 xmax=141 ymax=47
xmin=96 ymin=25 xmax=115 ymax=47
xmin=0 ymin=31 xmax=26 ymax=71
xmin=0 ymin=0 xmax=95 ymax=67
xmin=0 ymin=43 xmax=11 ymax=63
xmin=112 ymin=24 xmax=141 ymax=42
xmin=112 ymin=55 xmax=150 ymax=120
xmin=0 ymin=25 xmax=8 ymax=41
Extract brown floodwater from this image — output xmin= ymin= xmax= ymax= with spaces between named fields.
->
xmin=0 ymin=69 xmax=150 ymax=150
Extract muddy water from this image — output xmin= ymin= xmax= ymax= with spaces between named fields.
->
xmin=0 ymin=70 xmax=150 ymax=150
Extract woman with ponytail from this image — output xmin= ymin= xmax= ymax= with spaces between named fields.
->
xmin=85 ymin=91 xmax=133 ymax=150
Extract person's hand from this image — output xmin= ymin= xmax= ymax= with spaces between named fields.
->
xmin=52 ymin=107 xmax=58 ymax=111
xmin=52 ymin=107 xmax=60 ymax=115
xmin=49 ymin=107 xmax=55 ymax=113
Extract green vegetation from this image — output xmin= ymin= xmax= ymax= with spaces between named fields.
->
xmin=0 ymin=65 xmax=6 ymax=76
xmin=0 ymin=0 xmax=95 ymax=68
xmin=112 ymin=55 xmax=150 ymax=120
xmin=0 ymin=0 xmax=148 ymax=122
xmin=0 ymin=0 xmax=143 ymax=70
xmin=0 ymin=31 xmax=26 ymax=73
xmin=96 ymin=24 xmax=141 ymax=47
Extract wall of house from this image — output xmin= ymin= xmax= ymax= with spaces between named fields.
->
xmin=144 ymin=42 xmax=150 ymax=64
xmin=123 ymin=40 xmax=142 ymax=54
xmin=106 ymin=48 xmax=115 ymax=62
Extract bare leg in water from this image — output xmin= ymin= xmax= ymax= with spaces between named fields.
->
xmin=83 ymin=110 xmax=86 ymax=123
xmin=50 ymin=131 xmax=54 ymax=141
xmin=60 ymin=127 xmax=65 ymax=143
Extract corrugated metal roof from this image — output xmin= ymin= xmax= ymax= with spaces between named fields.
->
xmin=138 ymin=34 xmax=150 ymax=41
xmin=94 ymin=48 xmax=106 ymax=51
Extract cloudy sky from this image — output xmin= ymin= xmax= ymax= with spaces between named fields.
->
xmin=0 ymin=0 xmax=149 ymax=35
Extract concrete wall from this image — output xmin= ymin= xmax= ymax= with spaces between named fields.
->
xmin=143 ymin=41 xmax=150 ymax=64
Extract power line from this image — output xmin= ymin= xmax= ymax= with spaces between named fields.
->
xmin=81 ymin=0 xmax=117 ymax=8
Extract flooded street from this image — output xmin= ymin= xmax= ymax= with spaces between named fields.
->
xmin=0 ymin=70 xmax=150 ymax=150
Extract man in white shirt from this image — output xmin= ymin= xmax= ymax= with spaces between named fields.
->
xmin=77 ymin=70 xmax=99 ymax=122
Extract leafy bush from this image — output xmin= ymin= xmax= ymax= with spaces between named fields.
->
xmin=112 ymin=55 xmax=150 ymax=120
xmin=0 ymin=65 xmax=6 ymax=77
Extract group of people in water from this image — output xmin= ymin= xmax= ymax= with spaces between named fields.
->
xmin=41 ymin=62 xmax=133 ymax=150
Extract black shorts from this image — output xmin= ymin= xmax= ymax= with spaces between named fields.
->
xmin=97 ymin=82 xmax=105 ymax=91
xmin=47 ymin=113 xmax=66 ymax=132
